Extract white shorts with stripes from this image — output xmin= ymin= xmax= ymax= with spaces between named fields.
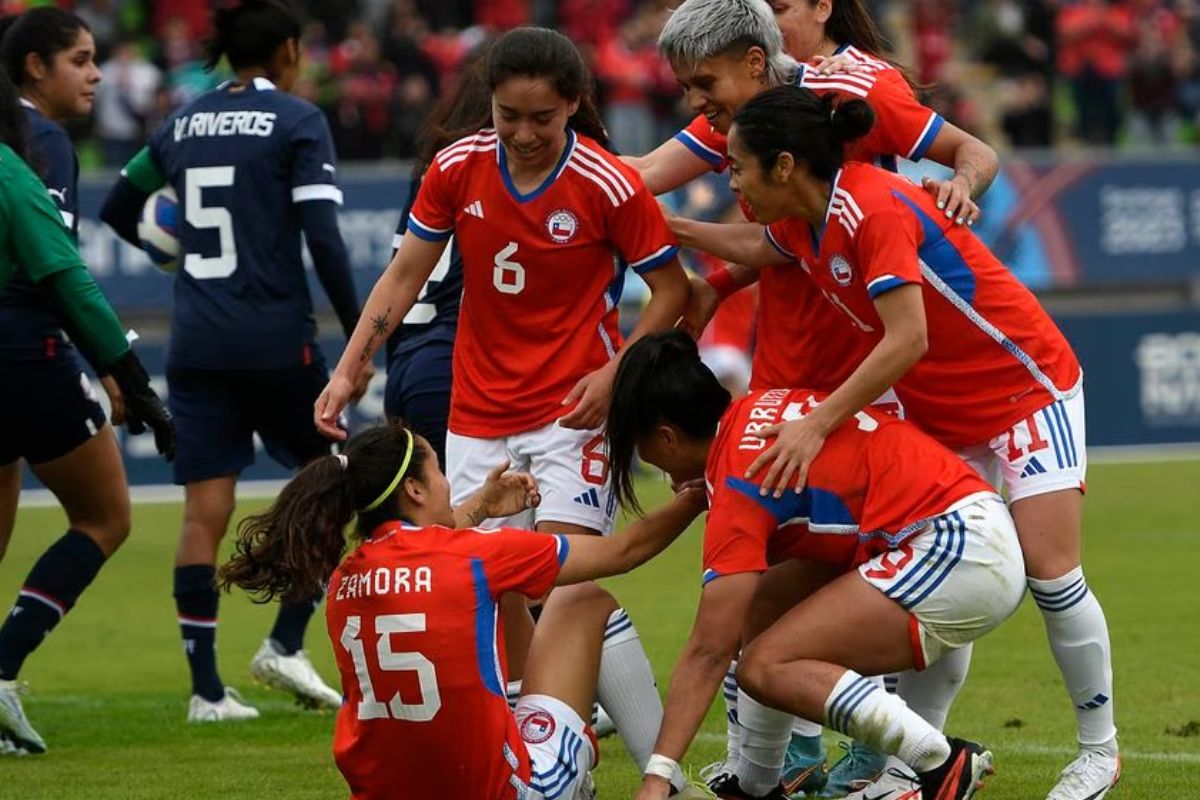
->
xmin=515 ymin=694 xmax=597 ymax=800
xmin=858 ymin=495 xmax=1026 ymax=668
xmin=958 ymin=384 xmax=1087 ymax=503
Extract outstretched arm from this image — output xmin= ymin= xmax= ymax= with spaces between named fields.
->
xmin=623 ymin=138 xmax=714 ymax=196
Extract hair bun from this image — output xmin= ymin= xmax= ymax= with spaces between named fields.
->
xmin=828 ymin=97 xmax=875 ymax=146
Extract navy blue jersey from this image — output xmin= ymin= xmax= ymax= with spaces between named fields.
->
xmin=144 ymin=78 xmax=343 ymax=369
xmin=386 ymin=170 xmax=461 ymax=357
xmin=0 ymin=101 xmax=81 ymax=360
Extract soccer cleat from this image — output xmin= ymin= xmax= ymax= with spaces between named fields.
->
xmin=0 ymin=731 xmax=28 ymax=755
xmin=783 ymin=732 xmax=829 ymax=796
xmin=819 ymin=741 xmax=889 ymax=797
xmin=249 ymin=639 xmax=342 ymax=710
xmin=844 ymin=767 xmax=922 ymax=800
xmin=916 ymin=737 xmax=994 ymax=800
xmin=707 ymin=772 xmax=791 ymax=800
xmin=1045 ymin=749 xmax=1121 ymax=800
xmin=187 ymin=687 xmax=261 ymax=722
xmin=0 ymin=679 xmax=46 ymax=754
xmin=673 ymin=783 xmax=720 ymax=799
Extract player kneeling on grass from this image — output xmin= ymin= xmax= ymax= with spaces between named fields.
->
xmin=607 ymin=332 xmax=1025 ymax=800
xmin=219 ymin=421 xmax=712 ymax=800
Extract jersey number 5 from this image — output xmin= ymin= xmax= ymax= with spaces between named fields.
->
xmin=183 ymin=166 xmax=238 ymax=280
xmin=340 ymin=613 xmax=442 ymax=722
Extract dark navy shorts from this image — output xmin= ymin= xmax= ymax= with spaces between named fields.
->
xmin=385 ymin=338 xmax=452 ymax=465
xmin=167 ymin=358 xmax=332 ymax=485
xmin=0 ymin=347 xmax=107 ymax=466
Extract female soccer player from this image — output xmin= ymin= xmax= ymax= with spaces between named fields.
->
xmin=99 ymin=0 xmax=369 ymax=721
xmin=678 ymin=87 xmax=1119 ymax=800
xmin=315 ymin=26 xmax=690 ymax=776
xmin=220 ymin=421 xmax=710 ymax=800
xmin=0 ymin=15 xmax=172 ymax=753
xmin=605 ymin=331 xmax=1024 ymax=800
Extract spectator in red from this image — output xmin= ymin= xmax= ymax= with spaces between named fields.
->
xmin=1057 ymin=0 xmax=1136 ymax=144
xmin=594 ymin=11 xmax=661 ymax=155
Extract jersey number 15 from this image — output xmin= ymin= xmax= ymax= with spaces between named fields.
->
xmin=340 ymin=613 xmax=443 ymax=722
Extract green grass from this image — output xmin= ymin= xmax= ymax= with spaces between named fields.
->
xmin=2 ymin=461 xmax=1199 ymax=797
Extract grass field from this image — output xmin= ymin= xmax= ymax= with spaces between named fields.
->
xmin=2 ymin=460 xmax=1198 ymax=798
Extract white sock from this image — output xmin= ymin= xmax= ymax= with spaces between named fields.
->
xmin=596 ymin=609 xmax=685 ymax=789
xmin=824 ymin=670 xmax=950 ymax=773
xmin=735 ymin=691 xmax=793 ymax=795
xmin=791 ymin=715 xmax=822 ymax=737
xmin=1028 ymin=567 xmax=1117 ymax=746
xmin=723 ymin=659 xmax=743 ymax=774
xmin=506 ymin=679 xmax=521 ymax=711
xmin=895 ymin=643 xmax=973 ymax=730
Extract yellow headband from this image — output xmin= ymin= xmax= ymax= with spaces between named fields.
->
xmin=361 ymin=429 xmax=414 ymax=512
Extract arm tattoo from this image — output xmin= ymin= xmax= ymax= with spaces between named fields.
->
xmin=466 ymin=503 xmax=488 ymax=527
xmin=359 ymin=305 xmax=391 ymax=363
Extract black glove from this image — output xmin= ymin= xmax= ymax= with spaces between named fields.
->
xmin=107 ymin=349 xmax=176 ymax=461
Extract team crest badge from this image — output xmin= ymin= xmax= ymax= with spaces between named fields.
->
xmin=520 ymin=710 xmax=557 ymax=744
xmin=829 ymin=254 xmax=853 ymax=286
xmin=546 ymin=210 xmax=579 ymax=243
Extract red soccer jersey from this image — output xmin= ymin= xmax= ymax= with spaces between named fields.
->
xmin=701 ymin=389 xmax=996 ymax=584
xmin=327 ymin=523 xmax=569 ymax=800
xmin=409 ymin=128 xmax=679 ymax=437
xmin=672 ymin=48 xmax=941 ymax=393
xmin=766 ymin=163 xmax=1081 ymax=450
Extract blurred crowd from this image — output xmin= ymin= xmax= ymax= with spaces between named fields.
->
xmin=3 ymin=0 xmax=1200 ymax=162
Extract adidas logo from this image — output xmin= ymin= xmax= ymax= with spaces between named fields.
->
xmin=463 ymin=200 xmax=484 ymax=219
xmin=573 ymin=488 xmax=602 ymax=508
xmin=1020 ymin=456 xmax=1047 ymax=478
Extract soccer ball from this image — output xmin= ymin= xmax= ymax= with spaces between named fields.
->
xmin=137 ymin=186 xmax=180 ymax=274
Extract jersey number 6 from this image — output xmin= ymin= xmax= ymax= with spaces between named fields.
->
xmin=493 ymin=241 xmax=525 ymax=295
xmin=340 ymin=613 xmax=442 ymax=722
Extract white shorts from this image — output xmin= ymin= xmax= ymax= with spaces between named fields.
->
xmin=858 ymin=494 xmax=1025 ymax=668
xmin=446 ymin=421 xmax=616 ymax=534
xmin=515 ymin=694 xmax=598 ymax=800
xmin=957 ymin=385 xmax=1087 ymax=503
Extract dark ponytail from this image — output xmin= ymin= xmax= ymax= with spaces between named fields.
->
xmin=487 ymin=27 xmax=611 ymax=150
xmin=220 ymin=422 xmax=429 ymax=603
xmin=607 ymin=331 xmax=731 ymax=514
xmin=732 ymin=86 xmax=873 ymax=181
xmin=0 ymin=7 xmax=90 ymax=89
xmin=822 ymin=0 xmax=888 ymax=57
xmin=204 ymin=0 xmax=301 ymax=73
xmin=0 ymin=56 xmax=28 ymax=159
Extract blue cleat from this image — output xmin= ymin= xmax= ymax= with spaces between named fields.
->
xmin=818 ymin=740 xmax=888 ymax=798
xmin=782 ymin=732 xmax=829 ymax=797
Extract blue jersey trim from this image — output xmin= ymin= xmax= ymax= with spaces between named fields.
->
xmin=554 ymin=534 xmax=570 ymax=567
xmin=765 ymin=227 xmax=796 ymax=260
xmin=866 ymin=274 xmax=913 ymax=298
xmin=674 ymin=130 xmax=726 ymax=168
xmin=498 ymin=129 xmax=576 ymax=204
xmin=407 ymin=215 xmax=453 ymax=242
xmin=891 ymin=192 xmax=977 ymax=305
xmin=469 ymin=558 xmax=505 ymax=699
xmin=909 ymin=114 xmax=945 ymax=162
xmin=702 ymin=568 xmax=721 ymax=585
xmin=629 ymin=245 xmax=679 ymax=275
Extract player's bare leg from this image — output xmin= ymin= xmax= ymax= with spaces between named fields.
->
xmin=0 ymin=427 xmax=130 ymax=753
xmin=1012 ymin=488 xmax=1120 ymax=800
xmin=0 ymin=460 xmax=20 ymax=563
xmin=521 ymin=582 xmax=615 ymax=720
xmin=174 ymin=476 xmax=256 ymax=721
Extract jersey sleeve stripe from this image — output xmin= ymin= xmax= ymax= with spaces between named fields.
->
xmin=575 ymin=143 xmax=635 ymax=197
xmin=765 ymin=227 xmax=797 ymax=260
xmin=801 ymin=76 xmax=871 ymax=98
xmin=436 ymin=133 xmax=498 ymax=165
xmin=803 ymin=71 xmax=878 ymax=93
xmin=565 ymin=161 xmax=620 ymax=206
xmin=570 ymin=150 xmax=632 ymax=203
xmin=627 ymin=244 xmax=679 ymax=273
xmin=292 ymin=184 xmax=344 ymax=204
xmin=407 ymin=213 xmax=453 ymax=241
xmin=866 ymin=274 xmax=912 ymax=297
xmin=907 ymin=112 xmax=945 ymax=161
xmin=554 ymin=534 xmax=570 ymax=567
xmin=439 ymin=143 xmax=497 ymax=171
xmin=674 ymin=130 xmax=727 ymax=168
xmin=469 ymin=558 xmax=507 ymax=699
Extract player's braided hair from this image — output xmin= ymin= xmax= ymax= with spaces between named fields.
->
xmin=0 ymin=7 xmax=90 ymax=89
xmin=220 ymin=421 xmax=429 ymax=603
xmin=732 ymin=85 xmax=873 ymax=181
xmin=205 ymin=0 xmax=301 ymax=73
xmin=607 ymin=331 xmax=731 ymax=515
xmin=488 ymin=27 xmax=612 ymax=150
